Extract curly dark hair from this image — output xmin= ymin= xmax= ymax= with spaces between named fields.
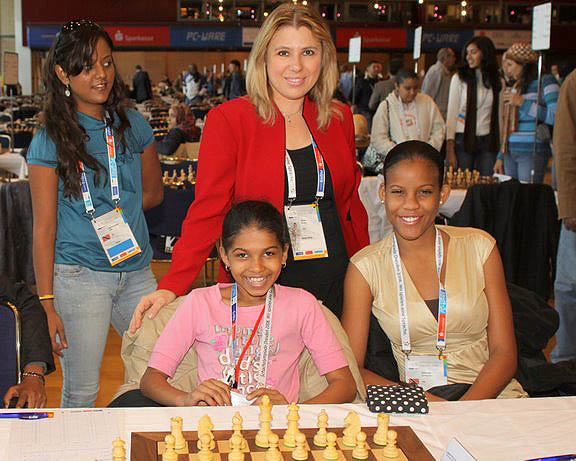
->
xmin=42 ymin=20 xmax=130 ymax=198
xmin=458 ymin=36 xmax=501 ymax=92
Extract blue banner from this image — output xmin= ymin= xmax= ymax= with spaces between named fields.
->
xmin=27 ymin=25 xmax=60 ymax=48
xmin=407 ymin=29 xmax=474 ymax=51
xmin=170 ymin=26 xmax=241 ymax=48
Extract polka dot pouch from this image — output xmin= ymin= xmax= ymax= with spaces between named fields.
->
xmin=365 ymin=384 xmax=429 ymax=414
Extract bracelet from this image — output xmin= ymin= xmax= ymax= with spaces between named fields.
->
xmin=38 ymin=294 xmax=55 ymax=301
xmin=21 ymin=371 xmax=45 ymax=384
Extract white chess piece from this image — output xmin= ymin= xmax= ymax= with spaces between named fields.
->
xmin=232 ymin=412 xmax=248 ymax=450
xmin=323 ymin=432 xmax=339 ymax=460
xmin=265 ymin=433 xmax=282 ymax=461
xmin=162 ymin=434 xmax=178 ymax=461
xmin=171 ymin=416 xmax=187 ymax=454
xmin=198 ymin=433 xmax=214 ymax=461
xmin=256 ymin=395 xmax=273 ymax=448
xmin=382 ymin=430 xmax=399 ymax=459
xmin=284 ymin=402 xmax=300 ymax=448
xmin=292 ymin=432 xmax=308 ymax=460
xmin=112 ymin=437 xmax=126 ymax=461
xmin=352 ymin=432 xmax=369 ymax=459
xmin=342 ymin=411 xmax=361 ymax=447
xmin=373 ymin=413 xmax=389 ymax=446
xmin=229 ymin=433 xmax=245 ymax=461
xmin=313 ymin=410 xmax=329 ymax=447
xmin=197 ymin=415 xmax=216 ymax=450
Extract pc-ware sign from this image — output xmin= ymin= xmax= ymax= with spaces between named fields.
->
xmin=171 ymin=26 xmax=241 ymax=48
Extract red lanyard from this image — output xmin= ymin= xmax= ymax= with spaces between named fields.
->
xmin=232 ymin=305 xmax=266 ymax=388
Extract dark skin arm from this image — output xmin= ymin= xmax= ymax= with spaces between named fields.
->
xmin=28 ymin=165 xmax=68 ymax=357
xmin=141 ymin=143 xmax=163 ymax=211
xmin=140 ymin=367 xmax=232 ymax=406
xmin=3 ymin=364 xmax=46 ymax=408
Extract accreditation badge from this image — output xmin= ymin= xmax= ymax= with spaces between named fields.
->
xmin=404 ymin=354 xmax=448 ymax=390
xmin=91 ymin=208 xmax=141 ymax=266
xmin=284 ymin=203 xmax=329 ymax=261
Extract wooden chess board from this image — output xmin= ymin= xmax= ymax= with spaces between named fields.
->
xmin=131 ymin=426 xmax=434 ymax=461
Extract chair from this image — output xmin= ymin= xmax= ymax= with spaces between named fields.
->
xmin=113 ymin=297 xmax=367 ymax=404
xmin=0 ymin=301 xmax=21 ymax=400
xmin=449 ymin=180 xmax=560 ymax=300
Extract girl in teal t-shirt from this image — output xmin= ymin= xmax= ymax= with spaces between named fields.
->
xmin=26 ymin=20 xmax=163 ymax=407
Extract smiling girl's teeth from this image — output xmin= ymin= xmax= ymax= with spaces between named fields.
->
xmin=248 ymin=276 xmax=265 ymax=282
xmin=401 ymin=216 xmax=419 ymax=223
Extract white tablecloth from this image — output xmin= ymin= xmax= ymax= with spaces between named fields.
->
xmin=1 ymin=398 xmax=575 ymax=460
xmin=0 ymin=150 xmax=27 ymax=179
xmin=359 ymin=176 xmax=467 ymax=243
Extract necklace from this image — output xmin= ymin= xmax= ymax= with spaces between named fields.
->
xmin=282 ymin=108 xmax=303 ymax=124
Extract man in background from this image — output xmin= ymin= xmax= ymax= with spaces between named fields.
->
xmin=551 ymin=69 xmax=576 ymax=364
xmin=132 ymin=64 xmax=153 ymax=103
xmin=369 ymin=58 xmax=404 ymax=113
xmin=421 ymin=48 xmax=456 ymax=120
xmin=353 ymin=61 xmax=382 ymax=129
xmin=223 ymin=60 xmax=246 ymax=101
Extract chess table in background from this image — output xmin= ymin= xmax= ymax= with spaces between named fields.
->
xmin=131 ymin=426 xmax=434 ymax=461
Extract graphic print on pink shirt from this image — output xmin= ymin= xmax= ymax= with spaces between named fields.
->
xmin=212 ymin=323 xmax=280 ymax=395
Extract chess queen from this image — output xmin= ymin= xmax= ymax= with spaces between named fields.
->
xmin=342 ymin=141 xmax=527 ymax=400
xmin=140 ymin=200 xmax=356 ymax=405
xmin=27 ymin=20 xmax=162 ymax=408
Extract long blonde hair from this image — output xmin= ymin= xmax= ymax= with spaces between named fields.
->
xmin=246 ymin=3 xmax=341 ymax=131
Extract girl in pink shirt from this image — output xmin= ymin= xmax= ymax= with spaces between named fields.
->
xmin=140 ymin=201 xmax=355 ymax=406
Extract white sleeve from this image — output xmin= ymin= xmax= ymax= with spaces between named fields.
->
xmin=446 ymin=74 xmax=463 ymax=141
xmin=427 ymin=97 xmax=446 ymax=151
xmin=370 ymin=100 xmax=397 ymax=155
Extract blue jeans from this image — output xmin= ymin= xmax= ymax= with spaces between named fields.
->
xmin=503 ymin=150 xmax=550 ymax=183
xmin=454 ymin=133 xmax=496 ymax=177
xmin=551 ymin=225 xmax=576 ymax=363
xmin=53 ymin=264 xmax=157 ymax=407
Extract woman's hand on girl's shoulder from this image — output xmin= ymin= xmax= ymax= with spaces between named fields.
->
xmin=248 ymin=388 xmax=288 ymax=406
xmin=184 ymin=379 xmax=232 ymax=406
xmin=128 ymin=289 xmax=176 ymax=333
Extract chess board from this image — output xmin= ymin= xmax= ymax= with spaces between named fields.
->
xmin=131 ymin=426 xmax=434 ymax=461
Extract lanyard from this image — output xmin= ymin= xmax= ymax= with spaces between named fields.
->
xmin=396 ymin=93 xmax=421 ymax=141
xmin=229 ymin=283 xmax=275 ymax=388
xmin=391 ymin=227 xmax=447 ymax=356
xmin=285 ymin=137 xmax=326 ymax=207
xmin=79 ymin=115 xmax=120 ymax=217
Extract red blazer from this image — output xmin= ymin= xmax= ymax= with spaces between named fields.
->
xmin=158 ymin=96 xmax=369 ymax=295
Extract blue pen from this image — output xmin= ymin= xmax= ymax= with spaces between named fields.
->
xmin=0 ymin=412 xmax=54 ymax=420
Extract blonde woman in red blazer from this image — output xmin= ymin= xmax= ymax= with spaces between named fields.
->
xmin=130 ymin=4 xmax=368 ymax=332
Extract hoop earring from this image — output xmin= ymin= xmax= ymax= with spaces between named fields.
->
xmin=282 ymin=263 xmax=286 ymax=269
xmin=225 ymin=265 xmax=230 ymax=272
xmin=64 ymin=84 xmax=71 ymax=97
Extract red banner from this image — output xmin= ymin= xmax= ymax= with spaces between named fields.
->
xmin=336 ymin=28 xmax=406 ymax=49
xmin=103 ymin=26 xmax=170 ymax=47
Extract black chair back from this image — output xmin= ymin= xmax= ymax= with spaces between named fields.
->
xmin=0 ymin=301 xmax=21 ymax=398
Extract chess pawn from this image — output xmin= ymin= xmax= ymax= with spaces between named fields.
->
xmin=229 ymin=434 xmax=245 ymax=461
xmin=265 ymin=433 xmax=282 ymax=461
xmin=313 ymin=410 xmax=328 ymax=447
xmin=382 ymin=430 xmax=399 ymax=459
xmin=373 ymin=413 xmax=389 ymax=446
xmin=112 ymin=437 xmax=126 ymax=461
xmin=162 ymin=170 xmax=170 ymax=185
xmin=292 ymin=432 xmax=308 ymax=461
xmin=322 ymin=432 xmax=339 ymax=460
xmin=352 ymin=432 xmax=369 ymax=460
xmin=162 ymin=434 xmax=178 ymax=461
xmin=198 ymin=433 xmax=214 ymax=461
xmin=171 ymin=416 xmax=187 ymax=454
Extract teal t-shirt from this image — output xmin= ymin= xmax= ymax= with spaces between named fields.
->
xmin=27 ymin=108 xmax=154 ymax=272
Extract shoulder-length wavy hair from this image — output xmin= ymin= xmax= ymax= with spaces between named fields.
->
xmin=42 ymin=20 xmax=130 ymax=198
xmin=457 ymin=35 xmax=501 ymax=92
xmin=246 ymin=4 xmax=341 ymax=131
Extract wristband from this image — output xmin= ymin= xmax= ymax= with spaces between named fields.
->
xmin=38 ymin=295 xmax=55 ymax=301
xmin=21 ymin=371 xmax=45 ymax=384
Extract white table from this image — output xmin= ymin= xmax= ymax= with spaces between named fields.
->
xmin=0 ymin=150 xmax=27 ymax=179
xmin=1 ymin=398 xmax=575 ymax=460
xmin=359 ymin=176 xmax=467 ymax=243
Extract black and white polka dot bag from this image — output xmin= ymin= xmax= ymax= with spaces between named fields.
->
xmin=365 ymin=384 xmax=429 ymax=414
